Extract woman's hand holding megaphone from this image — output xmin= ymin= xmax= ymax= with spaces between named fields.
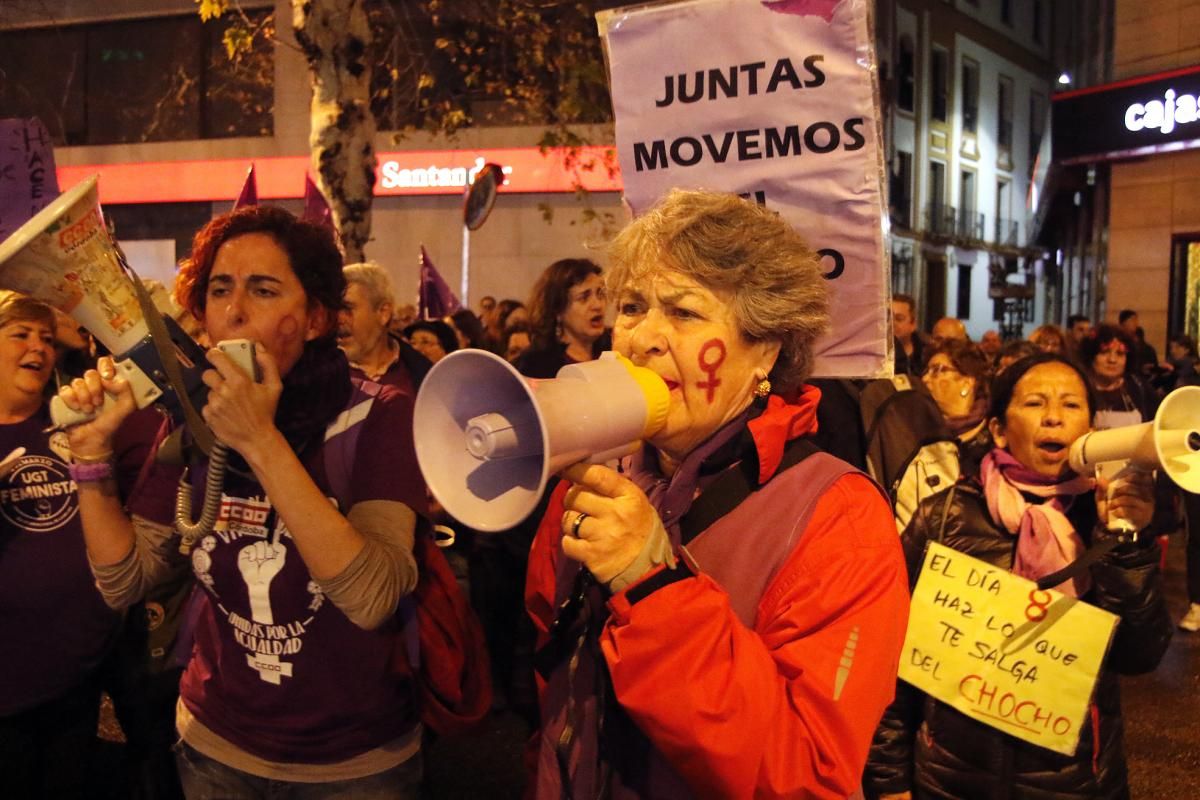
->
xmin=199 ymin=345 xmax=281 ymax=464
xmin=60 ymin=356 xmax=138 ymax=461
xmin=1095 ymin=465 xmax=1155 ymax=535
xmin=559 ymin=462 xmax=674 ymax=588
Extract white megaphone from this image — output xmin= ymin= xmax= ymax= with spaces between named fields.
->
xmin=1069 ymin=385 xmax=1200 ymax=531
xmin=414 ymin=349 xmax=671 ymax=531
xmin=0 ymin=174 xmax=256 ymax=551
xmin=0 ymin=175 xmax=210 ymax=429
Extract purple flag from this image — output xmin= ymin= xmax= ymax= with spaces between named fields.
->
xmin=0 ymin=118 xmax=60 ymax=241
xmin=301 ymin=174 xmax=334 ymax=230
xmin=418 ymin=246 xmax=462 ymax=320
xmin=232 ymin=165 xmax=258 ymax=211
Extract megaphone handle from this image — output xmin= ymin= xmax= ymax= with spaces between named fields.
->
xmin=1096 ymin=460 xmax=1141 ymax=536
xmin=49 ymin=392 xmax=120 ymax=428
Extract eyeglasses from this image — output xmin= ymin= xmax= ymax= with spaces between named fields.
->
xmin=570 ymin=287 xmax=607 ymax=304
xmin=924 ymin=363 xmax=961 ymax=378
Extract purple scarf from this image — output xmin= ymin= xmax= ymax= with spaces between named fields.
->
xmin=944 ymin=395 xmax=988 ymax=437
xmin=980 ymin=449 xmax=1095 ymax=596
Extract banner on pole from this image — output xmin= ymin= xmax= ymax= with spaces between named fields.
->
xmin=898 ymin=542 xmax=1118 ymax=756
xmin=598 ymin=0 xmax=891 ymax=377
xmin=418 ymin=246 xmax=462 ymax=320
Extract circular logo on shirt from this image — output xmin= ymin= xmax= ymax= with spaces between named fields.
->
xmin=0 ymin=455 xmax=78 ymax=533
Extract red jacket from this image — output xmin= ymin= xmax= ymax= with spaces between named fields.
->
xmin=526 ymin=392 xmax=910 ymax=798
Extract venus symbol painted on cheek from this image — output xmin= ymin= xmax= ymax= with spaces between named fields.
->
xmin=697 ymin=338 xmax=726 ymax=403
xmin=276 ymin=315 xmax=301 ymax=341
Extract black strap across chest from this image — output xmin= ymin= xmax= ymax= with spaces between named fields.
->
xmin=678 ymin=437 xmax=820 ymax=545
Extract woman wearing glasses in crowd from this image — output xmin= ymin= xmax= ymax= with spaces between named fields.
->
xmin=922 ymin=339 xmax=993 ymax=478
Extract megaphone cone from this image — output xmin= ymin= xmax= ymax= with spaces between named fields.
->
xmin=1069 ymin=385 xmax=1200 ymax=492
xmin=0 ymin=175 xmax=211 ymax=429
xmin=0 ymin=175 xmax=148 ymax=355
xmin=414 ymin=350 xmax=670 ymax=531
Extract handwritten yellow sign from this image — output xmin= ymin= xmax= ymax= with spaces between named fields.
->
xmin=898 ymin=541 xmax=1119 ymax=756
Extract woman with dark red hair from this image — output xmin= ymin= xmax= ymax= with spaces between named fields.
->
xmin=61 ymin=206 xmax=428 ymax=798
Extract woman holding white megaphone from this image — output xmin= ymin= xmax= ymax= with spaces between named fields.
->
xmin=59 ymin=206 xmax=429 ymax=799
xmin=865 ymin=353 xmax=1172 ymax=800
xmin=0 ymin=294 xmax=132 ymax=798
xmin=524 ymin=189 xmax=910 ymax=798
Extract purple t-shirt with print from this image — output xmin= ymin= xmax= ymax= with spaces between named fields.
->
xmin=0 ymin=406 xmax=121 ymax=715
xmin=132 ymin=383 xmax=427 ymax=763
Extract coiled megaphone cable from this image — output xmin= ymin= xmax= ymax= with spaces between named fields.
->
xmin=176 ymin=441 xmax=230 ymax=555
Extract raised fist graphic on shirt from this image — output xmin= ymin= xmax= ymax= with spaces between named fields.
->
xmin=238 ymin=539 xmax=287 ymax=624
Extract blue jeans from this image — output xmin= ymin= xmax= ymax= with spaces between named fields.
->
xmin=174 ymin=740 xmax=422 ymax=799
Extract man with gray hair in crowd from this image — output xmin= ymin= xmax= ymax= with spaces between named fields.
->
xmin=338 ymin=262 xmax=430 ymax=394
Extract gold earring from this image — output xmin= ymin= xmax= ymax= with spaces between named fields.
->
xmin=754 ymin=378 xmax=771 ymax=398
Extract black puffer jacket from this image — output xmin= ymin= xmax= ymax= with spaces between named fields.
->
xmin=864 ymin=479 xmax=1172 ymax=800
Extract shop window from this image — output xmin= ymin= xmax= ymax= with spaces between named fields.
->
xmin=961 ymin=58 xmax=979 ymax=133
xmin=0 ymin=13 xmax=273 ymax=145
xmin=997 ymin=75 xmax=1014 ymax=151
xmin=897 ymin=36 xmax=915 ymax=112
xmin=930 ymin=48 xmax=949 ymax=123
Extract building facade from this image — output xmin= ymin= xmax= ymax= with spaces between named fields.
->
xmin=1104 ymin=0 xmax=1200 ymax=353
xmin=0 ymin=0 xmax=624 ymax=309
xmin=877 ymin=0 xmax=1055 ymax=338
xmin=1041 ymin=0 xmax=1199 ymax=355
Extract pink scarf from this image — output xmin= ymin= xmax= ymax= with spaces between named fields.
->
xmin=981 ymin=449 xmax=1095 ymax=596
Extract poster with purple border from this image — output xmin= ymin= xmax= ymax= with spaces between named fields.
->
xmin=0 ymin=118 xmax=60 ymax=242
xmin=598 ymin=0 xmax=892 ymax=378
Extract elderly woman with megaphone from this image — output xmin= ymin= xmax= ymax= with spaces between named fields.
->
xmin=59 ymin=206 xmax=430 ymax=798
xmin=524 ymin=189 xmax=910 ymax=798
xmin=865 ymin=352 xmax=1172 ymax=800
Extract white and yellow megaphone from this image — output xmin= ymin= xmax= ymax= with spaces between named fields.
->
xmin=0 ymin=174 xmax=250 ymax=550
xmin=413 ymin=350 xmax=670 ymax=531
xmin=0 ymin=175 xmax=210 ymax=428
xmin=1069 ymin=385 xmax=1200 ymax=530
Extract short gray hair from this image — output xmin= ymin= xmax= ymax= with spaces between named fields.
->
xmin=607 ymin=189 xmax=830 ymax=392
xmin=343 ymin=262 xmax=395 ymax=310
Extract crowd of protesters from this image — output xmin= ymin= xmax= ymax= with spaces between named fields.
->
xmin=1 ymin=193 xmax=1194 ymax=799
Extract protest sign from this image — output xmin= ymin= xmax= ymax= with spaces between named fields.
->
xmin=598 ymin=0 xmax=891 ymax=378
xmin=899 ymin=541 xmax=1119 ymax=756
xmin=0 ymin=118 xmax=60 ymax=242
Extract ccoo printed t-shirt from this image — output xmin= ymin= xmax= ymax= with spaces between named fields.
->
xmin=131 ymin=382 xmax=427 ymax=763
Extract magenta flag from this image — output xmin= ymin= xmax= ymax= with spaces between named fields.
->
xmin=301 ymin=174 xmax=334 ymax=230
xmin=0 ymin=118 xmax=60 ymax=241
xmin=418 ymin=246 xmax=462 ymax=320
xmin=232 ymin=165 xmax=258 ymax=211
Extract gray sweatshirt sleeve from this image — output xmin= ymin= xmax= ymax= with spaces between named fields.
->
xmin=314 ymin=499 xmax=419 ymax=630
xmin=89 ymin=515 xmax=186 ymax=610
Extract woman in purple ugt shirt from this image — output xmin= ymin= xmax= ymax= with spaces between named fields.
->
xmin=61 ymin=207 xmax=428 ymax=799
xmin=0 ymin=295 xmax=122 ymax=798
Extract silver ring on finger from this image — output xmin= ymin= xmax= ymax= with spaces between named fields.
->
xmin=571 ymin=512 xmax=589 ymax=538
